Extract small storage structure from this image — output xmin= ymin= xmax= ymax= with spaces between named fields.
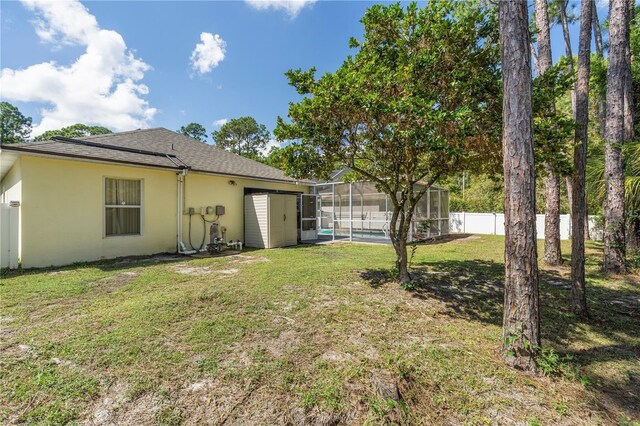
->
xmin=244 ymin=193 xmax=297 ymax=248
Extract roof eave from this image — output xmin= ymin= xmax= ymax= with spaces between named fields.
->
xmin=1 ymin=146 xmax=314 ymax=186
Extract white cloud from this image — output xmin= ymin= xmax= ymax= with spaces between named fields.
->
xmin=190 ymin=32 xmax=226 ymax=75
xmin=0 ymin=0 xmax=155 ymax=136
xmin=212 ymin=118 xmax=228 ymax=127
xmin=245 ymin=0 xmax=316 ymax=18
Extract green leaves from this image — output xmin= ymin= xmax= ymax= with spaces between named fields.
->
xmin=178 ymin=122 xmax=208 ymax=143
xmin=34 ymin=123 xmax=112 ymax=142
xmin=284 ymin=68 xmax=317 ymax=95
xmin=276 ymin=0 xmax=501 ymax=187
xmin=0 ymin=102 xmax=32 ymax=144
xmin=532 ymin=61 xmax=574 ymax=177
xmin=211 ymin=116 xmax=271 ymax=161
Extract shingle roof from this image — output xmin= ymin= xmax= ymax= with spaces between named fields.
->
xmin=2 ymin=128 xmax=314 ymax=184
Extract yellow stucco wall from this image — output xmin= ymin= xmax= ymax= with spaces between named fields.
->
xmin=181 ymin=173 xmax=306 ymax=249
xmin=19 ymin=156 xmax=178 ymax=268
xmin=12 ymin=155 xmax=307 ymax=268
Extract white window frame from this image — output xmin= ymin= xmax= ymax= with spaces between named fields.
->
xmin=103 ymin=177 xmax=144 ymax=238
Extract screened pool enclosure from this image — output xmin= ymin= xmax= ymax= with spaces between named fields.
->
xmin=301 ymin=181 xmax=450 ymax=243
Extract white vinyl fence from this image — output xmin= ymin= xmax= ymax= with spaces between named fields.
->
xmin=449 ymin=212 xmax=602 ymax=241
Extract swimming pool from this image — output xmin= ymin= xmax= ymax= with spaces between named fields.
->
xmin=318 ymin=229 xmax=389 ymax=240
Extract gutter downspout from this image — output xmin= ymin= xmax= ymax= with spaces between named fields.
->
xmin=177 ymin=168 xmax=195 ymax=254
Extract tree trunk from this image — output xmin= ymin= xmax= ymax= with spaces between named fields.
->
xmin=544 ymin=173 xmax=563 ymax=264
xmin=624 ymin=0 xmax=634 ymax=144
xmin=388 ymin=198 xmax=414 ymax=284
xmin=571 ymin=0 xmax=592 ymax=318
xmin=499 ymin=0 xmax=540 ymax=372
xmin=585 ymin=195 xmax=591 ymax=241
xmin=593 ymin=1 xmax=607 ymax=136
xmin=393 ymin=233 xmax=409 ymax=281
xmin=535 ymin=0 xmax=563 ymax=265
xmin=559 ymin=0 xmax=586 ymax=243
xmin=559 ymin=0 xmax=576 ymax=112
xmin=566 ymin=176 xmax=573 ymax=218
xmin=627 ymin=216 xmax=640 ymax=251
xmin=603 ymin=0 xmax=630 ymax=274
xmin=585 ymin=0 xmax=602 ymax=244
xmin=623 ymin=0 xmax=636 ymax=252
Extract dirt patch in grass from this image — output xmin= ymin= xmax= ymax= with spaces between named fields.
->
xmin=320 ymin=350 xmax=357 ymax=364
xmin=113 ymin=393 xmax=164 ymax=425
xmin=46 ymin=270 xmax=72 ymax=276
xmin=95 ymin=270 xmax=141 ymax=292
xmin=1 ymin=343 xmax=34 ymax=359
xmin=171 ymin=265 xmax=239 ymax=277
xmin=85 ymin=381 xmax=129 ymax=425
xmin=169 ymin=378 xmax=250 ymax=425
xmin=260 ymin=328 xmax=303 ymax=358
xmin=230 ymin=254 xmax=271 ymax=264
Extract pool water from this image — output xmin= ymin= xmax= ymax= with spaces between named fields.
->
xmin=317 ymin=229 xmax=389 ymax=239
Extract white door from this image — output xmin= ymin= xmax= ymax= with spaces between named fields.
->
xmin=268 ymin=194 xmax=297 ymax=248
xmin=283 ymin=195 xmax=298 ymax=246
xmin=268 ymin=195 xmax=285 ymax=248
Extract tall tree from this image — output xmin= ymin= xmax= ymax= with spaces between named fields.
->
xmin=178 ymin=122 xmax=208 ymax=142
xmin=587 ymin=141 xmax=640 ymax=251
xmin=571 ymin=0 xmax=593 ymax=317
xmin=551 ymin=0 xmax=593 ymax=241
xmin=212 ymin=117 xmax=270 ymax=161
xmin=603 ymin=0 xmax=631 ymax=273
xmin=593 ymin=1 xmax=607 ymax=135
xmin=499 ymin=0 xmax=540 ymax=371
xmin=34 ymin=124 xmax=112 ymax=141
xmin=0 ymin=102 xmax=32 ymax=144
xmin=627 ymin=4 xmax=640 ymax=250
xmin=624 ymin=1 xmax=635 ymax=148
xmin=551 ymin=0 xmax=579 ymax=223
xmin=275 ymin=1 xmax=501 ymax=284
xmin=534 ymin=0 xmax=563 ymax=265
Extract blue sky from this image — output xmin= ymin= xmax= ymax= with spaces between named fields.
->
xmin=0 ymin=0 xmax=610 ymax=148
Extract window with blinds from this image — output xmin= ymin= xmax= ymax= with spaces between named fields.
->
xmin=105 ymin=178 xmax=141 ymax=236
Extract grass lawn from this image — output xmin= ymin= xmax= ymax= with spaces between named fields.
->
xmin=0 ymin=235 xmax=638 ymax=425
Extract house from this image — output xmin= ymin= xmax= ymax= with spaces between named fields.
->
xmin=0 ymin=129 xmax=452 ymax=269
xmin=0 ymin=128 xmax=313 ymax=268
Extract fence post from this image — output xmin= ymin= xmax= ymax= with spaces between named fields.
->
xmin=462 ymin=211 xmax=466 ymax=233
xmin=493 ymin=212 xmax=497 ymax=235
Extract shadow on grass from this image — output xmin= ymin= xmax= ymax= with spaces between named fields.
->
xmin=359 ymin=258 xmax=640 ymax=419
xmin=359 ymin=269 xmax=395 ymax=289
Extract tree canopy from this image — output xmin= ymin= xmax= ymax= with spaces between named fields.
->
xmin=34 ymin=124 xmax=112 ymax=141
xmin=0 ymin=102 xmax=32 ymax=144
xmin=178 ymin=122 xmax=208 ymax=142
xmin=275 ymin=0 xmax=502 ymax=282
xmin=211 ymin=117 xmax=270 ymax=161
